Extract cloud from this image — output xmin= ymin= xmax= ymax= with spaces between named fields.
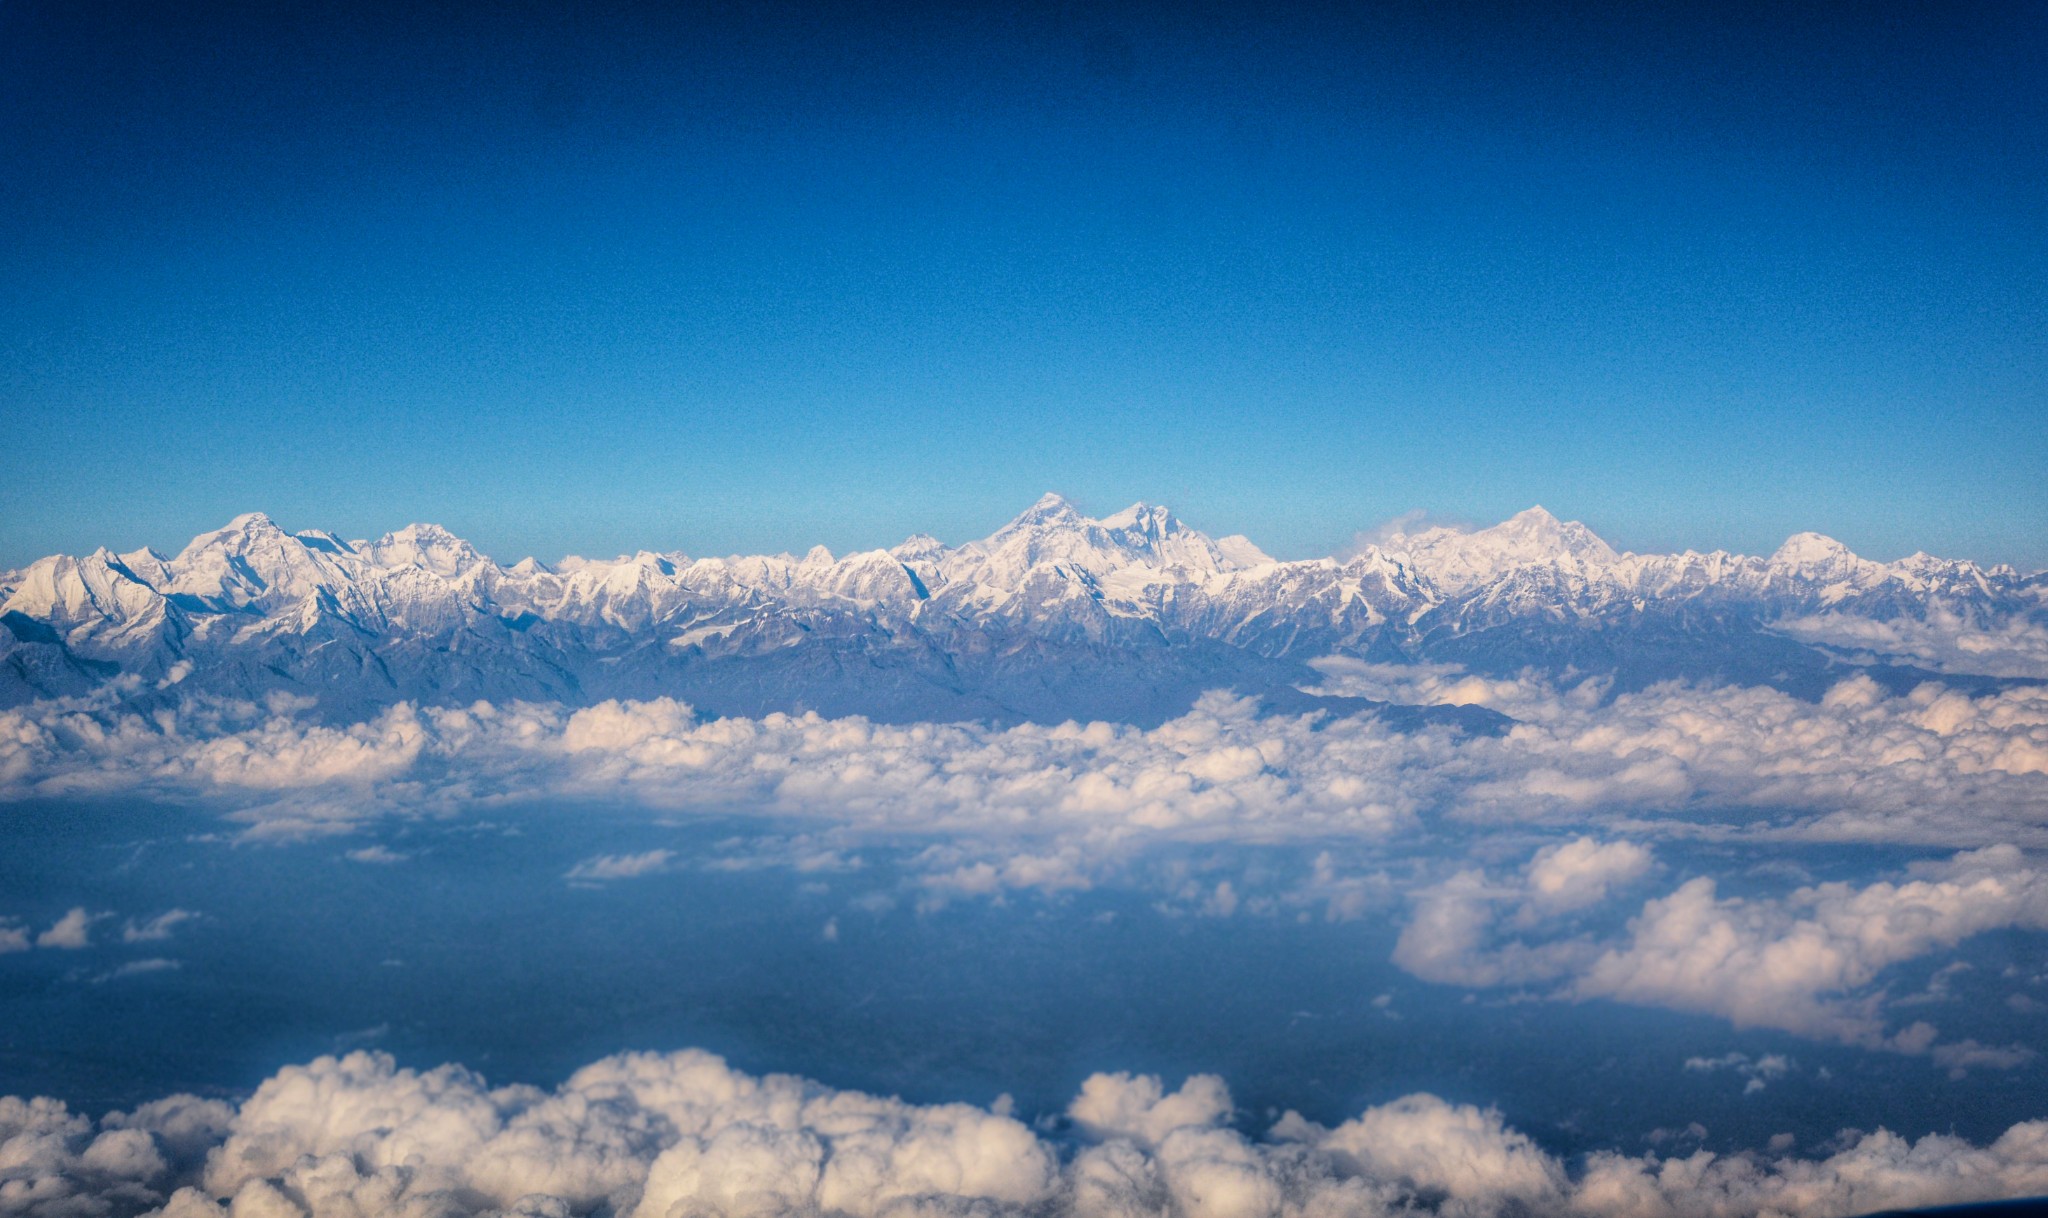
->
xmin=1571 ymin=845 xmax=2048 ymax=1054
xmin=1394 ymin=869 xmax=1600 ymax=989
xmin=1392 ymin=841 xmax=2048 ymax=1062
xmin=94 ymin=958 xmax=181 ymax=984
xmin=1393 ymin=837 xmax=1653 ymax=988
xmin=2 ymin=671 xmax=2043 ymax=858
xmin=343 ymin=845 xmax=408 ymax=864
xmin=37 ymin=906 xmax=105 ymax=949
xmin=3 ymin=1050 xmax=2047 ymax=1218
xmin=0 ymin=1090 xmax=229 ymax=1218
xmin=565 ymin=849 xmax=676 ymax=882
xmin=1521 ymin=838 xmax=1656 ymax=919
xmin=1684 ymin=1052 xmax=1792 ymax=1095
xmin=1776 ymin=609 xmax=2048 ymax=679
xmin=123 ymin=910 xmax=199 ymax=944
xmin=0 ymin=919 xmax=28 ymax=954
xmin=1067 ymin=1073 xmax=1235 ymax=1147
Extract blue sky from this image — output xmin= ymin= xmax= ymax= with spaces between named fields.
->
xmin=2 ymin=1 xmax=2043 ymax=569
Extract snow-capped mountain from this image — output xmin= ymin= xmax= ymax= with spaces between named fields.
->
xmin=2 ymin=497 xmax=2041 ymax=723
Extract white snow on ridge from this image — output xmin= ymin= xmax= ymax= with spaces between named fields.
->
xmin=2 ymin=496 xmax=2043 ymax=700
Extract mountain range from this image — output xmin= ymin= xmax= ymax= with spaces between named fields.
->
xmin=4 ymin=495 xmax=2042 ymax=724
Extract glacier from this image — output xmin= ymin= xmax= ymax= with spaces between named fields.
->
xmin=2 ymin=494 xmax=2042 ymax=723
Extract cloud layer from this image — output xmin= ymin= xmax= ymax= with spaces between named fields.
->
xmin=3 ymin=668 xmax=2043 ymax=1074
xmin=5 ymin=1049 xmax=2048 ymax=1218
xmin=3 ymin=671 xmax=2044 ymax=851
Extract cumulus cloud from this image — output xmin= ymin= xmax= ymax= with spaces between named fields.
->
xmin=1520 ymin=838 xmax=1656 ymax=920
xmin=0 ymin=1090 xmax=229 ymax=1218
xmin=0 ymin=919 xmax=28 ymax=954
xmin=1392 ymin=841 xmax=2048 ymax=1062
xmin=1569 ymin=845 xmax=2048 ymax=1055
xmin=4 ymin=1050 xmax=2047 ymax=1218
xmin=1393 ymin=837 xmax=1652 ymax=989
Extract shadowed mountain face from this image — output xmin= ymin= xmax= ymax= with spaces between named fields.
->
xmin=2 ymin=496 xmax=2042 ymax=722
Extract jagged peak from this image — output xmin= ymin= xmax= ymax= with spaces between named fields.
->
xmin=378 ymin=521 xmax=464 ymax=544
xmin=1002 ymin=492 xmax=1086 ymax=530
xmin=1100 ymin=501 xmax=1178 ymax=534
xmin=891 ymin=533 xmax=946 ymax=562
xmin=116 ymin=546 xmax=172 ymax=575
xmin=1215 ymin=534 xmax=1276 ymax=568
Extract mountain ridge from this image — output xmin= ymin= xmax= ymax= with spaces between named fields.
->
xmin=3 ymin=497 xmax=2043 ymax=723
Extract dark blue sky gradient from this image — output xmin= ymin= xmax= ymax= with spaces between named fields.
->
xmin=3 ymin=2 xmax=2043 ymax=567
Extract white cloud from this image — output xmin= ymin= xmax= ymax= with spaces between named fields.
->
xmin=1067 ymin=1073 xmax=1235 ymax=1147
xmin=565 ymin=849 xmax=676 ymax=882
xmin=1392 ymin=841 xmax=2048 ymax=1062
xmin=343 ymin=844 xmax=407 ymax=864
xmin=122 ymin=910 xmax=199 ymax=944
xmin=1571 ymin=845 xmax=2048 ymax=1053
xmin=1393 ymin=837 xmax=1653 ymax=989
xmin=37 ymin=906 xmax=105 ymax=950
xmin=1394 ymin=868 xmax=1602 ymax=989
xmin=2 ymin=672 xmax=2043 ymax=856
xmin=1684 ymin=1052 xmax=1792 ymax=1095
xmin=1521 ymin=839 xmax=1656 ymax=918
xmin=4 ymin=1050 xmax=2046 ymax=1218
xmin=0 ymin=919 xmax=28 ymax=955
xmin=0 ymin=1091 xmax=230 ymax=1218
xmin=94 ymin=958 xmax=181 ymax=984
xmin=1776 ymin=609 xmax=2048 ymax=679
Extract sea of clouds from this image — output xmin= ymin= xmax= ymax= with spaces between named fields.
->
xmin=5 ymin=668 xmax=2047 ymax=1056
xmin=4 ymin=665 xmax=2047 ymax=1216
xmin=3 ymin=667 xmax=2043 ymax=847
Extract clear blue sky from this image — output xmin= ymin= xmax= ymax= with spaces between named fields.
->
xmin=2 ymin=2 xmax=2043 ymax=569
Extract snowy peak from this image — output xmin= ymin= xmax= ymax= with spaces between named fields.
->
xmin=890 ymin=534 xmax=947 ymax=564
xmin=947 ymin=495 xmax=1263 ymax=596
xmin=1497 ymin=506 xmax=1619 ymax=563
xmin=1214 ymin=535 xmax=1276 ymax=570
xmin=1003 ymin=492 xmax=1087 ymax=531
xmin=1098 ymin=501 xmax=1177 ymax=535
xmin=1375 ymin=506 xmax=1620 ymax=595
xmin=3 ymin=502 xmax=2039 ymax=715
xmin=172 ymin=512 xmax=292 ymax=563
xmin=1764 ymin=532 xmax=1889 ymax=601
xmin=1769 ymin=532 xmax=1863 ymax=570
xmin=163 ymin=512 xmax=356 ymax=610
xmin=362 ymin=523 xmax=486 ymax=578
